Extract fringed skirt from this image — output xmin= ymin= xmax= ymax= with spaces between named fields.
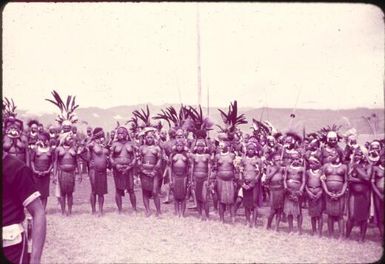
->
xmin=308 ymin=195 xmax=324 ymax=217
xmin=173 ymin=176 xmax=188 ymax=201
xmin=113 ymin=169 xmax=127 ymax=191
xmin=195 ymin=177 xmax=208 ymax=203
xmin=270 ymin=188 xmax=285 ymax=210
xmin=58 ymin=170 xmax=75 ymax=196
xmin=284 ymin=195 xmax=301 ymax=217
xmin=216 ymin=178 xmax=235 ymax=205
xmin=141 ymin=174 xmax=155 ymax=192
xmin=89 ymin=169 xmax=108 ymax=195
xmin=348 ymin=191 xmax=370 ymax=222
xmin=243 ymin=185 xmax=258 ymax=209
xmin=325 ymin=194 xmax=345 ymax=217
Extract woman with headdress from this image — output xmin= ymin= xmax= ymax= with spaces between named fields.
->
xmin=81 ymin=127 xmax=110 ymax=216
xmin=239 ymin=141 xmax=263 ymax=228
xmin=138 ymin=130 xmax=163 ymax=217
xmin=265 ymin=151 xmax=285 ymax=231
xmin=213 ymin=140 xmax=237 ymax=224
xmin=305 ymin=155 xmax=324 ymax=236
xmin=54 ymin=131 xmax=81 ymax=216
xmin=3 ymin=97 xmax=29 ymax=163
xmin=283 ymin=149 xmax=306 ymax=234
xmin=345 ymin=146 xmax=371 ymax=241
xmin=46 ymin=90 xmax=81 ymax=216
xmin=153 ymin=104 xmax=196 ymax=206
xmin=371 ymin=149 xmax=384 ymax=237
xmin=169 ymin=139 xmax=190 ymax=217
xmin=190 ymin=139 xmax=212 ymax=220
xmin=319 ymin=125 xmax=344 ymax=165
xmin=109 ymin=125 xmax=137 ymax=214
xmin=30 ymin=131 xmax=54 ymax=210
xmin=213 ymin=100 xmax=247 ymax=224
xmin=320 ymin=148 xmax=348 ymax=238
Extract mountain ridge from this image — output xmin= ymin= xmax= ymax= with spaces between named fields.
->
xmin=16 ymin=105 xmax=384 ymax=137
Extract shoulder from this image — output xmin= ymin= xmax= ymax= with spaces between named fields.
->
xmin=3 ymin=154 xmax=26 ymax=172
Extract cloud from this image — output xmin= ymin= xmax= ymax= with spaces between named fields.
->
xmin=113 ymin=114 xmax=123 ymax=120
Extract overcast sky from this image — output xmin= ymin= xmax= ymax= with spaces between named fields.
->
xmin=3 ymin=3 xmax=384 ymax=114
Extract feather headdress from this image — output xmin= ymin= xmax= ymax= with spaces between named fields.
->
xmin=153 ymin=104 xmax=192 ymax=131
xmin=125 ymin=116 xmax=139 ymax=133
xmin=216 ymin=100 xmax=247 ymax=133
xmin=27 ymin=119 xmax=40 ymax=128
xmin=132 ymin=105 xmax=163 ymax=134
xmin=184 ymin=105 xmax=214 ymax=138
xmin=45 ymin=90 xmax=79 ymax=125
xmin=2 ymin=97 xmax=17 ymax=120
xmin=251 ymin=119 xmax=277 ymax=136
xmin=132 ymin=105 xmax=151 ymax=128
xmin=285 ymin=130 xmax=303 ymax=144
xmin=317 ymin=124 xmax=342 ymax=143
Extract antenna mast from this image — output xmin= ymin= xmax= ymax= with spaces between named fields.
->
xmin=196 ymin=3 xmax=202 ymax=106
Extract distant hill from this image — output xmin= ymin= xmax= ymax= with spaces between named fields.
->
xmin=16 ymin=105 xmax=384 ymax=142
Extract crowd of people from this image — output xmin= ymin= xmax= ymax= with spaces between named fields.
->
xmin=2 ymin=91 xmax=384 ymax=248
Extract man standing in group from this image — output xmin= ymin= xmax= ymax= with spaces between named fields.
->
xmin=3 ymin=153 xmax=47 ymax=263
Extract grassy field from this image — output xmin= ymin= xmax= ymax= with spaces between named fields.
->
xmin=41 ymin=173 xmax=383 ymax=263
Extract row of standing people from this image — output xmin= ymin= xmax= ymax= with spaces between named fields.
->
xmin=10 ymin=120 xmax=383 ymax=242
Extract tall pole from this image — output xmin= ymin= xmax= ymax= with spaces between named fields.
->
xmin=196 ymin=3 xmax=202 ymax=106
xmin=207 ymin=79 xmax=210 ymax=116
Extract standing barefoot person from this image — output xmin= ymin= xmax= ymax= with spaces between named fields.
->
xmin=160 ymin=129 xmax=177 ymax=204
xmin=31 ymin=131 xmax=54 ymax=210
xmin=138 ymin=130 xmax=163 ymax=216
xmin=85 ymin=128 xmax=110 ymax=216
xmin=305 ymin=155 xmax=324 ymax=236
xmin=46 ymin=90 xmax=81 ymax=216
xmin=265 ymin=152 xmax=285 ymax=231
xmin=321 ymin=149 xmax=348 ymax=239
xmin=110 ymin=126 xmax=137 ymax=213
xmin=190 ymin=139 xmax=211 ymax=220
xmin=213 ymin=141 xmax=237 ymax=224
xmin=346 ymin=147 xmax=371 ymax=242
xmin=170 ymin=139 xmax=190 ymax=217
xmin=54 ymin=132 xmax=81 ymax=216
xmin=239 ymin=142 xmax=263 ymax=228
xmin=214 ymin=100 xmax=247 ymax=224
xmin=371 ymin=150 xmax=384 ymax=237
xmin=283 ymin=151 xmax=306 ymax=234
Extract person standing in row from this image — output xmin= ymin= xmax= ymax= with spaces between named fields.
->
xmin=81 ymin=127 xmax=110 ymax=216
xmin=30 ymin=131 xmax=54 ymax=210
xmin=110 ymin=126 xmax=137 ymax=214
xmin=138 ymin=130 xmax=162 ymax=217
xmin=190 ymin=139 xmax=212 ymax=220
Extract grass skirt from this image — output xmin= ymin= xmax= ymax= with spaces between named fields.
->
xmin=89 ymin=169 xmax=108 ymax=195
xmin=308 ymin=195 xmax=324 ymax=217
xmin=58 ymin=170 xmax=75 ymax=196
xmin=284 ymin=195 xmax=301 ymax=217
xmin=195 ymin=177 xmax=208 ymax=203
xmin=348 ymin=191 xmax=370 ymax=222
xmin=216 ymin=178 xmax=235 ymax=205
xmin=270 ymin=188 xmax=285 ymax=210
xmin=325 ymin=194 xmax=345 ymax=217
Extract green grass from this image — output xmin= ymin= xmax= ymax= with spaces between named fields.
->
xmin=42 ymin=173 xmax=383 ymax=263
